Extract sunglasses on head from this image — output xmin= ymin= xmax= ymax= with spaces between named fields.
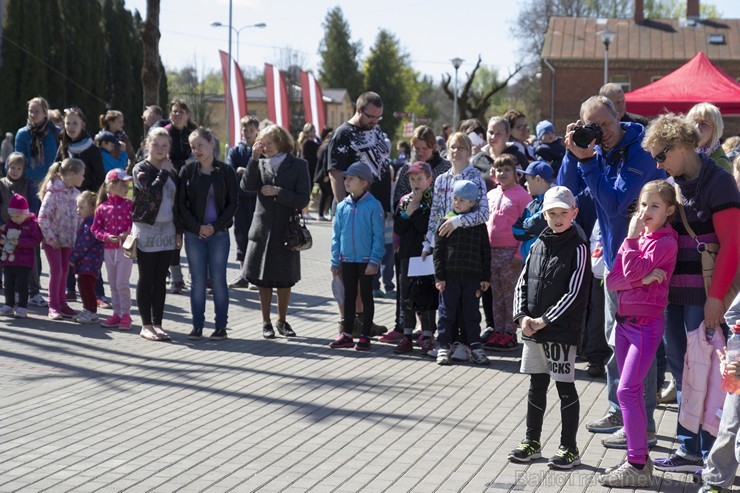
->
xmin=654 ymin=145 xmax=672 ymax=163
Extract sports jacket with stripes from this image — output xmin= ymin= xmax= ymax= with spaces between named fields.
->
xmin=513 ymin=223 xmax=592 ymax=346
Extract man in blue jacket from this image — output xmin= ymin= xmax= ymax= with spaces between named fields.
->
xmin=557 ymin=95 xmax=665 ymax=448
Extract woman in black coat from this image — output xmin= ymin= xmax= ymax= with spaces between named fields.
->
xmin=241 ymin=124 xmax=311 ymax=339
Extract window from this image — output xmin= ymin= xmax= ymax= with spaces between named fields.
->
xmin=651 ymin=75 xmax=664 ymax=83
xmin=708 ymin=34 xmax=726 ymax=45
xmin=610 ymin=74 xmax=631 ymax=92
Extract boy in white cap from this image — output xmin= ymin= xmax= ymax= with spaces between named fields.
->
xmin=509 ymin=185 xmax=592 ymax=469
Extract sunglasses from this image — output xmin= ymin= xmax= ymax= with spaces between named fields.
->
xmin=654 ymin=145 xmax=672 ymax=163
xmin=361 ymin=110 xmax=383 ymax=121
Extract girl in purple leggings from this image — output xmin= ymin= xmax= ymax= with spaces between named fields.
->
xmin=599 ymin=180 xmax=679 ymax=487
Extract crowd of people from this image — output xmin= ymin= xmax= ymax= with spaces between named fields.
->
xmin=1 ymin=86 xmax=740 ymax=491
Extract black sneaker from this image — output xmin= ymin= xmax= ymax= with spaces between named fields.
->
xmin=653 ymin=453 xmax=704 ymax=473
xmin=548 ymin=446 xmax=581 ymax=469
xmin=508 ymin=439 xmax=542 ymax=463
xmin=188 ymin=327 xmax=203 ymax=340
xmin=229 ymin=277 xmax=249 ymax=289
xmin=587 ymin=362 xmax=606 ymax=377
xmin=276 ymin=321 xmax=296 ymax=337
xmin=355 ymin=336 xmax=371 ymax=351
xmin=263 ymin=323 xmax=275 ymax=339
xmin=209 ymin=328 xmax=228 ymax=341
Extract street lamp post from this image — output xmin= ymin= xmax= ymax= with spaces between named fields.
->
xmin=450 ymin=57 xmax=463 ymax=131
xmin=596 ymin=29 xmax=617 ymax=86
xmin=210 ymin=16 xmax=266 ymax=150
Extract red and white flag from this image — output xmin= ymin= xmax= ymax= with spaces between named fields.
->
xmin=299 ymin=70 xmax=326 ymax=133
xmin=218 ymin=50 xmax=248 ymax=148
xmin=265 ymin=63 xmax=290 ymax=129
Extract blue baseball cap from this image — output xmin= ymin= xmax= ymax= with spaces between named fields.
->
xmin=521 ymin=160 xmax=554 ymax=183
xmin=343 ymin=162 xmax=374 ymax=183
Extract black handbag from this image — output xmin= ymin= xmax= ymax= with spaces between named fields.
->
xmin=284 ymin=210 xmax=312 ymax=251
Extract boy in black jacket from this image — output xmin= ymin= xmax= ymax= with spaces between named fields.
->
xmin=390 ymin=162 xmax=436 ymax=355
xmin=433 ymin=180 xmax=491 ymax=366
xmin=509 ymin=186 xmax=591 ymax=470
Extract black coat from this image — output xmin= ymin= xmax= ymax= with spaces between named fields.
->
xmin=241 ymin=154 xmax=311 ymax=285
xmin=177 ymin=160 xmax=238 ymax=235
xmin=513 ymin=225 xmax=591 ymax=346
xmin=433 ymin=223 xmax=490 ymax=282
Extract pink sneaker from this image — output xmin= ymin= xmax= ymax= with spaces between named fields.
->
xmin=379 ymin=330 xmax=404 ymax=343
xmin=59 ymin=304 xmax=78 ymax=319
xmin=48 ymin=308 xmax=64 ymax=320
xmin=118 ymin=314 xmax=132 ymax=330
xmin=100 ymin=314 xmax=121 ymax=328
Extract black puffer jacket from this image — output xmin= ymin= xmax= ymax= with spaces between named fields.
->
xmin=513 ymin=224 xmax=591 ymax=345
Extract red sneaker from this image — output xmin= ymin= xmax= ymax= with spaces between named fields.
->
xmin=394 ymin=338 xmax=413 ymax=354
xmin=379 ymin=330 xmax=404 ymax=343
xmin=100 ymin=314 xmax=121 ymax=328
xmin=420 ymin=337 xmax=435 ymax=355
xmin=59 ymin=305 xmax=77 ymax=319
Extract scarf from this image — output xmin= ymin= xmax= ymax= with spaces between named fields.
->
xmin=67 ymin=132 xmax=95 ymax=156
xmin=28 ymin=119 xmax=53 ymax=169
xmin=398 ymin=188 xmax=433 ymax=214
xmin=267 ymin=152 xmax=287 ymax=175
xmin=696 ymin=140 xmax=721 ymax=156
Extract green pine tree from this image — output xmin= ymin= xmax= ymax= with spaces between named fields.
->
xmin=317 ymin=7 xmax=363 ymax=101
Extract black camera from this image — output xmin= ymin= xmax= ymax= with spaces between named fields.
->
xmin=572 ymin=123 xmax=603 ymax=148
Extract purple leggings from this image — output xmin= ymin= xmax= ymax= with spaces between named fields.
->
xmin=615 ymin=315 xmax=664 ymax=464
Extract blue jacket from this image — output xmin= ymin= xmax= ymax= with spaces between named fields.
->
xmin=15 ymin=122 xmax=60 ymax=184
xmin=331 ymin=191 xmax=385 ymax=269
xmin=556 ymin=122 xmax=665 ymax=269
xmin=512 ymin=194 xmax=547 ymax=259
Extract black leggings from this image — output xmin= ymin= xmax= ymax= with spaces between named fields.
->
xmin=341 ymin=262 xmax=374 ymax=337
xmin=137 ymin=249 xmax=172 ymax=325
xmin=317 ymin=180 xmax=333 ymax=217
xmin=4 ymin=265 xmax=30 ymax=308
xmin=526 ymin=373 xmax=579 ymax=449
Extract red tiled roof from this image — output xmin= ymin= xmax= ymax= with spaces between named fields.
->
xmin=542 ymin=17 xmax=740 ymax=61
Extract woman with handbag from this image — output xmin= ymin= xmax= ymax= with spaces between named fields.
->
xmin=177 ymin=127 xmax=238 ymax=341
xmin=241 ymin=124 xmax=311 ymax=339
xmin=131 ymin=128 xmax=182 ymax=342
xmin=641 ymin=114 xmax=740 ymax=473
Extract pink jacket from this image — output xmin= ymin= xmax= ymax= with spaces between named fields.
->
xmin=486 ymin=184 xmax=531 ymax=252
xmin=91 ymin=194 xmax=133 ymax=249
xmin=0 ymin=215 xmax=42 ymax=269
xmin=38 ymin=178 xmax=80 ymax=248
xmin=679 ymin=322 xmax=726 ymax=437
xmin=606 ymin=224 xmax=678 ymax=319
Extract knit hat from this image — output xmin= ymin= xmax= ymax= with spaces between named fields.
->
xmin=452 ymin=180 xmax=478 ymax=203
xmin=521 ymin=160 xmax=554 ymax=183
xmin=536 ymin=120 xmax=556 ymax=139
xmin=543 ymin=186 xmax=576 ymax=211
xmin=105 ymin=168 xmax=133 ymax=184
xmin=405 ymin=161 xmax=432 ymax=177
xmin=343 ymin=162 xmax=374 ymax=183
xmin=7 ymin=193 xmax=29 ymax=215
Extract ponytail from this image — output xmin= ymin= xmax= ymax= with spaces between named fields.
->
xmin=96 ymin=182 xmax=109 ymax=207
xmin=38 ymin=158 xmax=84 ymax=201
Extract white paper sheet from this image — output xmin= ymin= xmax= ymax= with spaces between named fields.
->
xmin=408 ymin=256 xmax=435 ymax=277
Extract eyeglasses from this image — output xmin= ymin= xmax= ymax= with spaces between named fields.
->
xmin=653 ymin=145 xmax=673 ymax=163
xmin=361 ymin=110 xmax=383 ymax=121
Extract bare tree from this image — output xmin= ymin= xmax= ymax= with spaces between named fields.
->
xmin=141 ymin=0 xmax=160 ymax=106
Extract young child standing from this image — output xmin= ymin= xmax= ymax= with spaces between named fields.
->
xmin=509 ymin=186 xmax=591 ymax=470
xmin=96 ymin=130 xmax=128 ymax=173
xmin=38 ymin=158 xmax=84 ymax=320
xmin=0 ymin=194 xmax=42 ymax=318
xmin=433 ymin=180 xmax=491 ymax=365
xmin=91 ymin=169 xmax=134 ymax=330
xmin=598 ymin=180 xmax=679 ymax=487
xmin=388 ymin=161 xmax=437 ymax=355
xmin=484 ymin=154 xmax=532 ymax=351
xmin=512 ymin=160 xmax=553 ymax=259
xmin=330 ymin=162 xmax=385 ymax=351
xmin=69 ymin=191 xmax=104 ymax=324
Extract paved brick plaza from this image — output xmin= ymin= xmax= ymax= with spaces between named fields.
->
xmin=0 ymin=220 xmax=733 ymax=492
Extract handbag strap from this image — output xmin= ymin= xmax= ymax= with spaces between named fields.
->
xmin=673 ymin=183 xmax=719 ymax=254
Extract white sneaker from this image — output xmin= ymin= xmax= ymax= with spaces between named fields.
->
xmin=436 ymin=347 xmax=451 ymax=365
xmin=14 ymin=307 xmax=28 ymax=319
xmin=451 ymin=342 xmax=471 ymax=361
xmin=0 ymin=305 xmax=14 ymax=317
xmin=74 ymin=310 xmax=99 ymax=324
xmin=471 ymin=348 xmax=490 ymax=365
xmin=28 ymin=294 xmax=48 ymax=307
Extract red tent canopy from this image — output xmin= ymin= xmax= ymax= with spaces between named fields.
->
xmin=625 ymin=52 xmax=740 ymax=116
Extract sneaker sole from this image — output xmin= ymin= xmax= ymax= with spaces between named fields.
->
xmin=602 ymin=439 xmax=658 ymax=450
xmin=210 ymin=336 xmax=228 ymax=341
xmin=484 ymin=345 xmax=520 ymax=352
xmin=587 ymin=425 xmax=622 ymax=434
xmin=548 ymin=457 xmax=581 ymax=470
xmin=653 ymin=464 xmax=702 ymax=473
xmin=329 ymin=343 xmax=354 ymax=349
xmin=508 ymin=451 xmax=542 ymax=463
xmin=436 ymin=359 xmax=451 ymax=365
xmin=48 ymin=314 xmax=64 ymax=320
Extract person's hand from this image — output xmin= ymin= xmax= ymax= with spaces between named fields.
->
xmin=480 ymin=281 xmax=490 ymax=292
xmin=236 ymin=166 xmax=246 ymax=175
xmin=718 ymin=347 xmax=728 ymax=376
xmin=252 ymin=141 xmax=265 ymax=157
xmin=410 ymin=188 xmax=423 ymax=204
xmin=421 ymin=250 xmax=431 ymax=261
xmin=520 ymin=316 xmax=535 ymax=337
xmin=704 ymin=296 xmax=725 ymax=329
xmin=160 ymin=159 xmax=174 ymax=172
xmin=438 ymin=218 xmax=456 ymax=237
xmin=261 ymin=185 xmax=279 ymax=197
xmin=119 ymin=232 xmax=128 ymax=242
xmin=199 ymin=224 xmax=214 ymax=238
xmin=564 ymin=119 xmax=597 ymax=161
xmin=529 ymin=317 xmax=547 ymax=332
xmin=365 ymin=263 xmax=379 ymax=276
xmin=642 ymin=268 xmax=666 ymax=285
xmin=108 ymin=234 xmax=120 ymax=243
xmin=627 ymin=211 xmax=646 ymax=238
xmin=175 ymin=234 xmax=183 ymax=249
xmin=331 ymin=267 xmax=340 ymax=277
xmin=435 ymin=280 xmax=446 ymax=292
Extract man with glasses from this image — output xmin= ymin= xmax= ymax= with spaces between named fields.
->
xmin=557 ymin=95 xmax=665 ymax=449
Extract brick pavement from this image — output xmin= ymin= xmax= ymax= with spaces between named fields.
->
xmin=0 ymin=219 xmax=732 ymax=492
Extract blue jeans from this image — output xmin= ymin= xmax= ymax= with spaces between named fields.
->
xmin=185 ymin=231 xmax=230 ymax=330
xmin=664 ymin=303 xmax=716 ymax=460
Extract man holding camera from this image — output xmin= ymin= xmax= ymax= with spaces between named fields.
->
xmin=557 ymin=95 xmax=665 ymax=448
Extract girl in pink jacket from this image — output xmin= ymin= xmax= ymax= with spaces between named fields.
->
xmin=599 ymin=180 xmax=679 ymax=487
xmin=91 ymin=169 xmax=134 ymax=330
